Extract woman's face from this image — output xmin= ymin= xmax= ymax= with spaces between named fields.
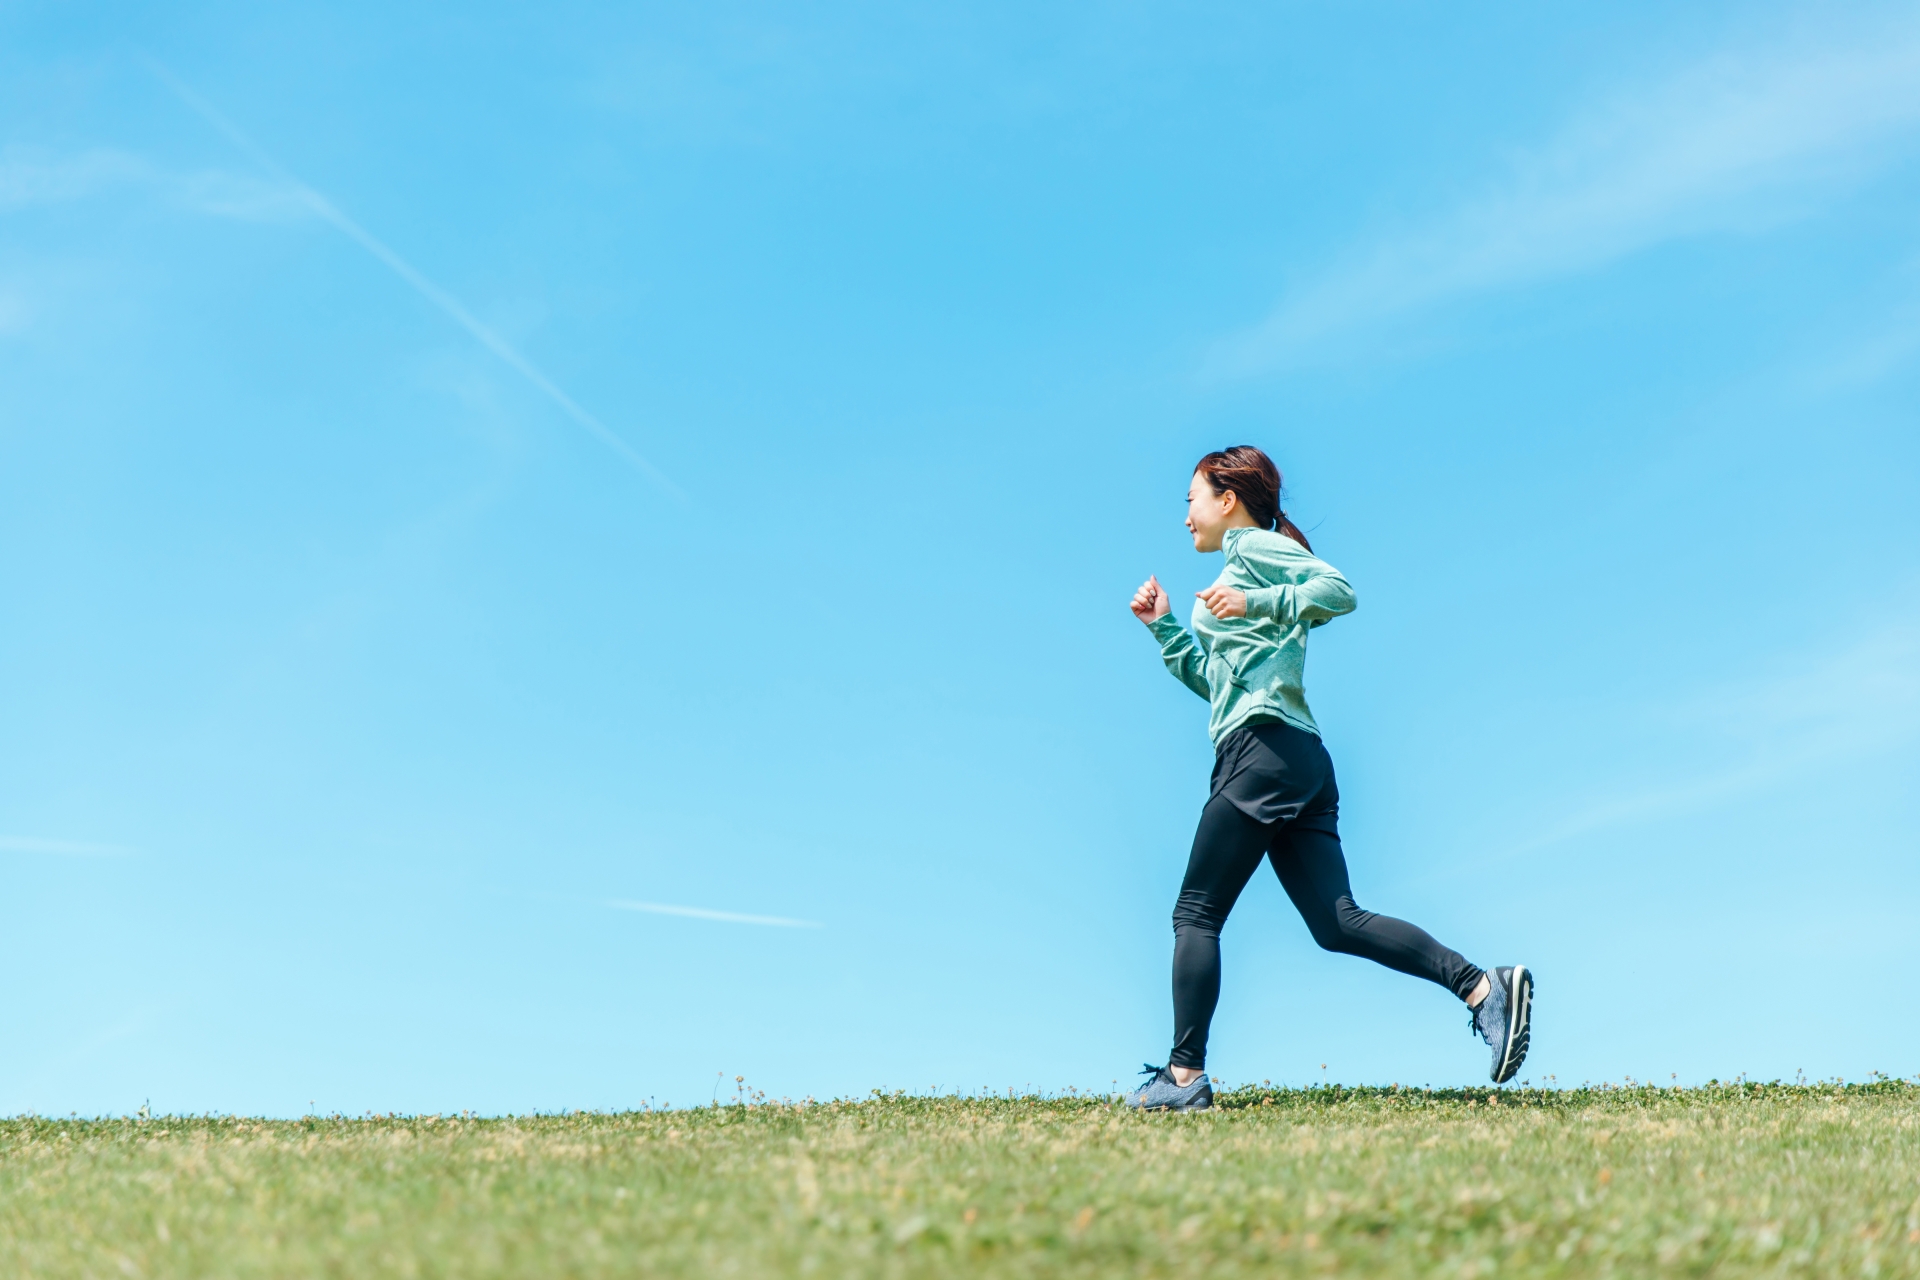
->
xmin=1185 ymin=471 xmax=1241 ymax=552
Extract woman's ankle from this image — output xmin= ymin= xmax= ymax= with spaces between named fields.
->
xmin=1169 ymin=1065 xmax=1203 ymax=1087
xmin=1466 ymin=973 xmax=1491 ymax=1008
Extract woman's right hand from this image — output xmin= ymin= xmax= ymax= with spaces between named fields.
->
xmin=1130 ymin=575 xmax=1171 ymax=625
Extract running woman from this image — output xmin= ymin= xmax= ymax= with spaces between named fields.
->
xmin=1123 ymin=446 xmax=1531 ymax=1112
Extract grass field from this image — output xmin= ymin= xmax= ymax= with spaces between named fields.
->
xmin=5 ymin=1079 xmax=1919 ymax=1278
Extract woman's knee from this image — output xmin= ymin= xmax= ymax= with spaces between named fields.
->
xmin=1307 ymin=898 xmax=1370 ymax=952
xmin=1172 ymin=893 xmax=1225 ymax=936
xmin=1306 ymin=921 xmax=1352 ymax=953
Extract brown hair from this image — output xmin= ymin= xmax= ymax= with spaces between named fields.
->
xmin=1194 ymin=446 xmax=1312 ymax=552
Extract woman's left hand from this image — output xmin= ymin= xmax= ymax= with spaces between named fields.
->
xmin=1196 ymin=585 xmax=1247 ymax=619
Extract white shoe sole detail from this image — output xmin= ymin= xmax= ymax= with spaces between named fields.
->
xmin=1125 ymin=1076 xmax=1214 ymax=1111
xmin=1495 ymin=965 xmax=1532 ymax=1084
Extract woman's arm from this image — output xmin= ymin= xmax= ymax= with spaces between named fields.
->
xmin=1238 ymin=544 xmax=1357 ymax=628
xmin=1132 ymin=575 xmax=1211 ymax=700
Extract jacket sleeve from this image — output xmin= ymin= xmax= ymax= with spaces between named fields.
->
xmin=1147 ymin=614 xmax=1212 ymax=700
xmin=1239 ymin=541 xmax=1357 ymax=629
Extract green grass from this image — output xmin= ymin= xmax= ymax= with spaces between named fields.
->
xmin=6 ymin=1080 xmax=1920 ymax=1277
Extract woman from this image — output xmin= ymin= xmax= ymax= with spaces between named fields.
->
xmin=1124 ymin=446 xmax=1531 ymax=1112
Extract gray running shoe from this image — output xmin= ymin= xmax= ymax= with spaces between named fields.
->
xmin=1124 ymin=1063 xmax=1213 ymax=1112
xmin=1470 ymin=965 xmax=1533 ymax=1084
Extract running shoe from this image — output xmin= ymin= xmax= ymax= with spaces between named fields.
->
xmin=1124 ymin=1064 xmax=1213 ymax=1111
xmin=1470 ymin=965 xmax=1533 ymax=1084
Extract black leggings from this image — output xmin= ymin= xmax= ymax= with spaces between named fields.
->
xmin=1169 ymin=728 xmax=1483 ymax=1070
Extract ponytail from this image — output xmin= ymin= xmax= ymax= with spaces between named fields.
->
xmin=1274 ymin=513 xmax=1313 ymax=553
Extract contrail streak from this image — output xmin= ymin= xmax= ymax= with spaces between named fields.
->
xmin=143 ymin=57 xmax=681 ymax=498
xmin=610 ymin=899 xmax=822 ymax=929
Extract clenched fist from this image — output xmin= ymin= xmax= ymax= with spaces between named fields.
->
xmin=1195 ymin=585 xmax=1247 ymax=619
xmin=1130 ymin=575 xmax=1171 ymax=625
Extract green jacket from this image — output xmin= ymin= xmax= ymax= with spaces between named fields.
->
xmin=1146 ymin=527 xmax=1357 ymax=746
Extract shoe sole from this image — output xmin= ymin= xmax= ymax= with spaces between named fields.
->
xmin=1493 ymin=965 xmax=1533 ymax=1084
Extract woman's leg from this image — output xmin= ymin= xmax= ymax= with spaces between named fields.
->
xmin=1270 ymin=814 xmax=1484 ymax=1000
xmin=1169 ymin=795 xmax=1275 ymax=1070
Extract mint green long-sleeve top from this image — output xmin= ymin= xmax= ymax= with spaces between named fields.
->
xmin=1146 ymin=527 xmax=1357 ymax=746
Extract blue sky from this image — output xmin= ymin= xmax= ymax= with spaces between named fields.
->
xmin=3 ymin=0 xmax=1917 ymax=1116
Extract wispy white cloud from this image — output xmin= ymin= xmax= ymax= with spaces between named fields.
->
xmin=143 ymin=60 xmax=683 ymax=498
xmin=165 ymin=168 xmax=313 ymax=221
xmin=0 ymin=148 xmax=145 ymax=209
xmin=1800 ymin=280 xmax=1920 ymax=388
xmin=0 ymin=292 xmax=29 ymax=336
xmin=1214 ymin=12 xmax=1920 ymax=373
xmin=1507 ymin=607 xmax=1920 ymax=857
xmin=0 ymin=835 xmax=140 ymax=857
xmin=610 ymin=899 xmax=822 ymax=928
xmin=0 ymin=145 xmax=309 ymax=222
